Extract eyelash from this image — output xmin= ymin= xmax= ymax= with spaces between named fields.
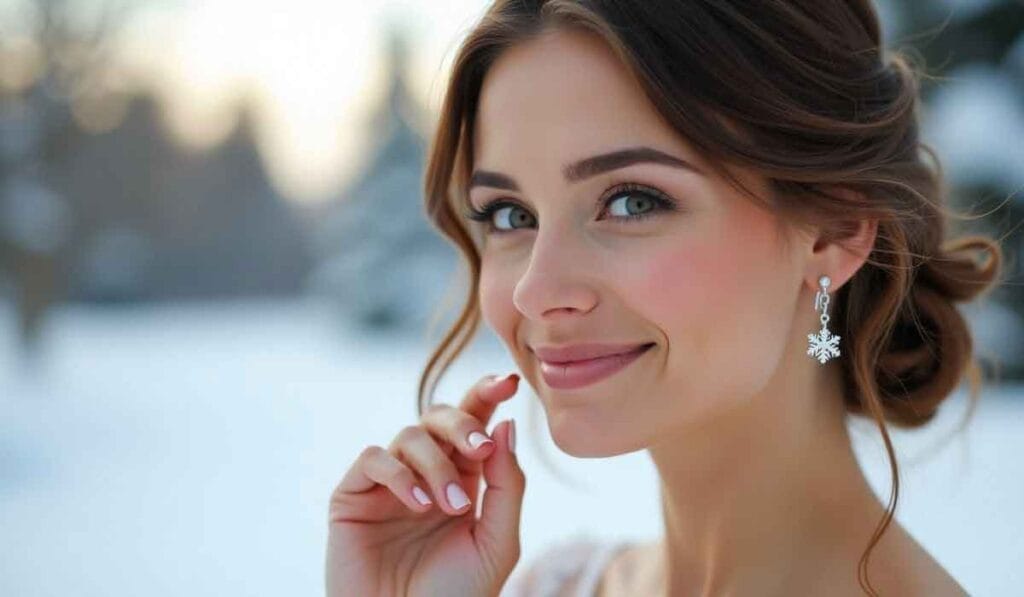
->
xmin=462 ymin=182 xmax=678 ymax=235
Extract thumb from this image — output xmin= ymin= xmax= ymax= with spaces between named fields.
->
xmin=474 ymin=418 xmax=525 ymax=574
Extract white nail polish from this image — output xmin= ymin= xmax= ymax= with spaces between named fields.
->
xmin=508 ymin=419 xmax=516 ymax=454
xmin=467 ymin=431 xmax=493 ymax=449
xmin=412 ymin=485 xmax=432 ymax=506
xmin=446 ymin=482 xmax=471 ymax=510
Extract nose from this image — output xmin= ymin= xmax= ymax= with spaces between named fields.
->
xmin=511 ymin=227 xmax=599 ymax=321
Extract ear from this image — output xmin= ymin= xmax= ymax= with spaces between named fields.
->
xmin=803 ymin=189 xmax=879 ymax=293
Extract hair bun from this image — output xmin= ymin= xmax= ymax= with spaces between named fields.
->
xmin=917 ymin=235 xmax=1002 ymax=302
xmin=873 ymin=236 xmax=1002 ymax=426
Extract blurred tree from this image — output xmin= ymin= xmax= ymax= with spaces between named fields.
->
xmin=0 ymin=0 xmax=134 ymax=361
xmin=307 ymin=22 xmax=459 ymax=336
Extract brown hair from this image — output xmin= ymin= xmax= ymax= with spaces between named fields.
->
xmin=415 ymin=1 xmax=1005 ymax=594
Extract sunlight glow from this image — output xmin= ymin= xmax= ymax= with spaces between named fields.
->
xmin=113 ymin=0 xmax=488 ymax=204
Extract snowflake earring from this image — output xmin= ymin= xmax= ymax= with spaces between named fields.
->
xmin=807 ymin=275 xmax=841 ymax=364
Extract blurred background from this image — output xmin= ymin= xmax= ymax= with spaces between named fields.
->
xmin=0 ymin=0 xmax=1021 ymax=595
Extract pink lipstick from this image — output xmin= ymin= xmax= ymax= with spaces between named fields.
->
xmin=535 ymin=343 xmax=654 ymax=390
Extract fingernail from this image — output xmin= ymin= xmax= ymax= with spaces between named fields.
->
xmin=508 ymin=418 xmax=516 ymax=454
xmin=490 ymin=372 xmax=518 ymax=387
xmin=467 ymin=431 xmax=493 ymax=449
xmin=446 ymin=482 xmax=471 ymax=510
xmin=412 ymin=485 xmax=432 ymax=506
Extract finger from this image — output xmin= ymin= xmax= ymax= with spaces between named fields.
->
xmin=421 ymin=403 xmax=496 ymax=461
xmin=447 ymin=373 xmax=519 ymax=477
xmin=456 ymin=373 xmax=520 ymax=425
xmin=388 ymin=425 xmax=474 ymax=516
xmin=475 ymin=419 xmax=525 ymax=571
xmin=335 ymin=445 xmax=434 ymax=516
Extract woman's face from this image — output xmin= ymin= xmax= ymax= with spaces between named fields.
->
xmin=471 ymin=29 xmax=811 ymax=457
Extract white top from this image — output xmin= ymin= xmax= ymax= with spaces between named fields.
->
xmin=500 ymin=535 xmax=632 ymax=597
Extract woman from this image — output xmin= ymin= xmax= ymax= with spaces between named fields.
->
xmin=326 ymin=1 xmax=1003 ymax=595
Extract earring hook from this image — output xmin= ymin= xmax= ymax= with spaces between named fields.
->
xmin=814 ymin=275 xmax=831 ymax=312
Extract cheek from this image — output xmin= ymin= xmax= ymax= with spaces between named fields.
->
xmin=625 ymin=236 xmax=724 ymax=371
xmin=626 ymin=213 xmax=796 ymax=406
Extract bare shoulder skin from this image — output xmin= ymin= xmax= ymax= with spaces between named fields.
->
xmin=596 ymin=528 xmax=968 ymax=597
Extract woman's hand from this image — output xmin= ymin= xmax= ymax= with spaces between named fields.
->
xmin=326 ymin=373 xmax=525 ymax=597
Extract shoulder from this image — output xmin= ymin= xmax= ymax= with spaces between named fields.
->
xmin=501 ymin=534 xmax=629 ymax=597
xmin=894 ymin=538 xmax=970 ymax=597
xmin=856 ymin=522 xmax=970 ymax=597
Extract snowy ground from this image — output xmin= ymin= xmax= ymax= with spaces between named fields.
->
xmin=0 ymin=298 xmax=1021 ymax=597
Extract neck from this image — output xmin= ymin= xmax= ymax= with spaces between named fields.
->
xmin=646 ymin=358 xmax=887 ymax=596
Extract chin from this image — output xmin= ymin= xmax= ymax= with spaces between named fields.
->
xmin=547 ymin=410 xmax=641 ymax=458
xmin=552 ymin=434 xmax=605 ymax=458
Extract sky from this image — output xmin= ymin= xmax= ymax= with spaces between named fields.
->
xmin=0 ymin=0 xmax=491 ymax=204
xmin=116 ymin=0 xmax=494 ymax=203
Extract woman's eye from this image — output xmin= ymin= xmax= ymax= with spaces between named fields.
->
xmin=604 ymin=192 xmax=658 ymax=219
xmin=464 ymin=184 xmax=677 ymax=234
xmin=491 ymin=205 xmax=536 ymax=231
xmin=598 ymin=185 xmax=677 ymax=222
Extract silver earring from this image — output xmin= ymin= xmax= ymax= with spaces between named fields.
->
xmin=807 ymin=275 xmax=841 ymax=364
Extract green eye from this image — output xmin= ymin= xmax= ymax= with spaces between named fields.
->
xmin=490 ymin=205 xmax=536 ymax=232
xmin=463 ymin=182 xmax=678 ymax=235
xmin=605 ymin=192 xmax=658 ymax=218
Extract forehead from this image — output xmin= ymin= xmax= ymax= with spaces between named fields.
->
xmin=473 ymin=28 xmax=704 ymax=174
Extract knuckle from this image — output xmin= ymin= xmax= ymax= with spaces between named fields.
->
xmin=358 ymin=444 xmax=384 ymax=462
xmin=423 ymin=402 xmax=451 ymax=417
xmin=455 ymin=408 xmax=485 ymax=429
xmin=386 ymin=462 xmax=413 ymax=487
xmin=425 ymin=403 xmax=474 ymax=429
xmin=469 ymin=375 xmax=497 ymax=396
xmin=391 ymin=435 xmax=454 ymax=476
xmin=453 ymin=415 xmax=483 ymax=439
xmin=422 ymin=409 xmax=486 ymax=449
xmin=508 ymin=542 xmax=522 ymax=565
xmin=328 ymin=486 xmax=352 ymax=514
xmin=395 ymin=424 xmax=427 ymax=444
xmin=511 ymin=465 xmax=527 ymax=487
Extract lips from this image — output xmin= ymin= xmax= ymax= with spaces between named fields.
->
xmin=533 ymin=342 xmax=655 ymax=390
xmin=532 ymin=342 xmax=655 ymax=364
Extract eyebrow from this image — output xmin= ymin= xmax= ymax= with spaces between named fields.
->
xmin=468 ymin=145 xmax=704 ymax=192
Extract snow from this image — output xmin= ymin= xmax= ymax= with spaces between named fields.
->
xmin=0 ymin=298 xmax=1021 ymax=596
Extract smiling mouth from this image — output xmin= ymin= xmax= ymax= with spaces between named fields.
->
xmin=538 ymin=343 xmax=655 ymax=390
